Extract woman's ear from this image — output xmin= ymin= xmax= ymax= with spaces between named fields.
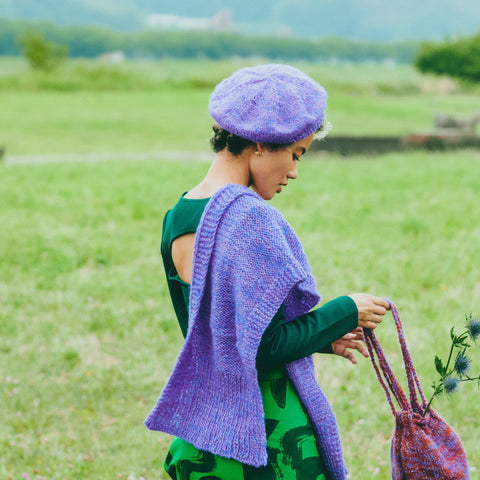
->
xmin=255 ymin=143 xmax=264 ymax=156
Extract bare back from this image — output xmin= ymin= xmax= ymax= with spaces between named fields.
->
xmin=171 ymin=186 xmax=212 ymax=284
xmin=171 ymin=233 xmax=195 ymax=284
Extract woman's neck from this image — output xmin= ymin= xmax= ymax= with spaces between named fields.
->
xmin=184 ymin=148 xmax=252 ymax=199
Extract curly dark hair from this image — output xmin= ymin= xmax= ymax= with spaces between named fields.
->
xmin=209 ymin=122 xmax=328 ymax=155
xmin=209 ymin=125 xmax=291 ymax=155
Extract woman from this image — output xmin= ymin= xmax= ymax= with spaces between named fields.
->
xmin=145 ymin=64 xmax=390 ymax=480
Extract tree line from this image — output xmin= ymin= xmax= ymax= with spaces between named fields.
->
xmin=415 ymin=32 xmax=480 ymax=82
xmin=0 ymin=18 xmax=418 ymax=63
xmin=4 ymin=18 xmax=480 ymax=82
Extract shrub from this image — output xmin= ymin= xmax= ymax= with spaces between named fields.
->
xmin=17 ymin=31 xmax=68 ymax=72
xmin=415 ymin=32 xmax=480 ymax=82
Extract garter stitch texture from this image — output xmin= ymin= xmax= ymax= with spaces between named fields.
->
xmin=145 ymin=183 xmax=347 ymax=480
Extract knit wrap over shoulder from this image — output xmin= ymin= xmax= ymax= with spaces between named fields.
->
xmin=145 ymin=184 xmax=348 ymax=480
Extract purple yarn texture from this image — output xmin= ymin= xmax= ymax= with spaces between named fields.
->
xmin=364 ymin=301 xmax=469 ymax=480
xmin=145 ymin=183 xmax=347 ymax=479
xmin=208 ymin=64 xmax=328 ymax=144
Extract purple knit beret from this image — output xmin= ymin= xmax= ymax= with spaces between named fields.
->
xmin=208 ymin=64 xmax=327 ymax=144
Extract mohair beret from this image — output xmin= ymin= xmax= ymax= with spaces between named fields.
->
xmin=208 ymin=64 xmax=327 ymax=144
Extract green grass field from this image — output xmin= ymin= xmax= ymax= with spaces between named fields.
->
xmin=1 ymin=57 xmax=479 ymax=156
xmin=1 ymin=57 xmax=480 ymax=479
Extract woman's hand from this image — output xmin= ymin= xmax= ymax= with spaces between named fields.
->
xmin=331 ymin=327 xmax=368 ymax=364
xmin=348 ymin=293 xmax=390 ymax=330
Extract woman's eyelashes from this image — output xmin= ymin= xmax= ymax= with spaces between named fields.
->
xmin=293 ymin=149 xmax=306 ymax=161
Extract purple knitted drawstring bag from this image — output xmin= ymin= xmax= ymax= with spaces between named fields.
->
xmin=363 ymin=300 xmax=469 ymax=480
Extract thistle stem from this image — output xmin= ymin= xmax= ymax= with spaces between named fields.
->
xmin=444 ymin=339 xmax=456 ymax=374
xmin=459 ymin=375 xmax=480 ymax=382
xmin=424 ymin=318 xmax=479 ymax=418
xmin=422 ymin=394 xmax=436 ymax=418
xmin=423 ymin=335 xmax=457 ymax=417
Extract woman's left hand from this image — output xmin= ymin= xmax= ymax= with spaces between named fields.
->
xmin=331 ymin=327 xmax=369 ymax=364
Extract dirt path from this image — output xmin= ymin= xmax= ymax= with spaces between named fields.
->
xmin=3 ymin=150 xmax=213 ymax=165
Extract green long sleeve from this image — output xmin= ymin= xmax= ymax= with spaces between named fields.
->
xmin=161 ymin=195 xmax=359 ymax=374
xmin=256 ymin=296 xmax=358 ymax=371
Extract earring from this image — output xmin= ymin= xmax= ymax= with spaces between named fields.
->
xmin=255 ymin=150 xmax=263 ymax=156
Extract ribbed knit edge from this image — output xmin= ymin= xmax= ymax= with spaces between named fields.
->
xmin=286 ymin=359 xmax=348 ymax=480
xmin=212 ymin=117 xmax=324 ymax=144
xmin=145 ymin=362 xmax=268 ymax=465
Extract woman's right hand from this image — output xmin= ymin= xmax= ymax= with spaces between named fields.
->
xmin=348 ymin=293 xmax=390 ymax=330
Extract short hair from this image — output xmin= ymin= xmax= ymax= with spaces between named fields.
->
xmin=209 ymin=121 xmax=330 ymax=156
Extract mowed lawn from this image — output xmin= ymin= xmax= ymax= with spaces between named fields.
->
xmin=1 ymin=150 xmax=479 ymax=479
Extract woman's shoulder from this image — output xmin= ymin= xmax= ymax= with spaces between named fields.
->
xmin=161 ymin=193 xmax=210 ymax=250
xmin=203 ymin=184 xmax=293 ymax=242
xmin=211 ymin=184 xmax=282 ymax=219
xmin=166 ymin=193 xmax=209 ymax=224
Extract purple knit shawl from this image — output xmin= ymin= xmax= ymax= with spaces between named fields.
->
xmin=145 ymin=184 xmax=347 ymax=479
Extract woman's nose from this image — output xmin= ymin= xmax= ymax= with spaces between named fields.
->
xmin=288 ymin=164 xmax=298 ymax=180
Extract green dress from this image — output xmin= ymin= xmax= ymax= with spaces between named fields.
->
xmin=160 ymin=193 xmax=358 ymax=480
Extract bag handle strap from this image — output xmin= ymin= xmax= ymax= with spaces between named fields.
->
xmin=388 ymin=300 xmax=427 ymax=410
xmin=363 ymin=299 xmax=426 ymax=415
xmin=364 ymin=324 xmax=409 ymax=414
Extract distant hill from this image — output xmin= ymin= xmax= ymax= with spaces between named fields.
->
xmin=1 ymin=0 xmax=480 ymax=41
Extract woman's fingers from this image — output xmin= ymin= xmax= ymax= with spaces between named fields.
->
xmin=346 ymin=339 xmax=369 ymax=358
xmin=373 ymin=305 xmax=387 ymax=316
xmin=332 ymin=340 xmax=369 ymax=364
xmin=372 ymin=296 xmax=390 ymax=310
xmin=349 ymin=293 xmax=391 ymax=330
xmin=343 ymin=349 xmax=357 ymax=364
xmin=350 ymin=327 xmax=365 ymax=340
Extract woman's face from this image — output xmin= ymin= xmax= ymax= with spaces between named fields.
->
xmin=249 ymin=133 xmax=315 ymax=200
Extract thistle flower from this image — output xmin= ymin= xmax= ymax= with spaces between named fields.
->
xmin=423 ymin=311 xmax=480 ymax=417
xmin=466 ymin=315 xmax=480 ymax=342
xmin=443 ymin=375 xmax=460 ymax=395
xmin=454 ymin=354 xmax=471 ymax=378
